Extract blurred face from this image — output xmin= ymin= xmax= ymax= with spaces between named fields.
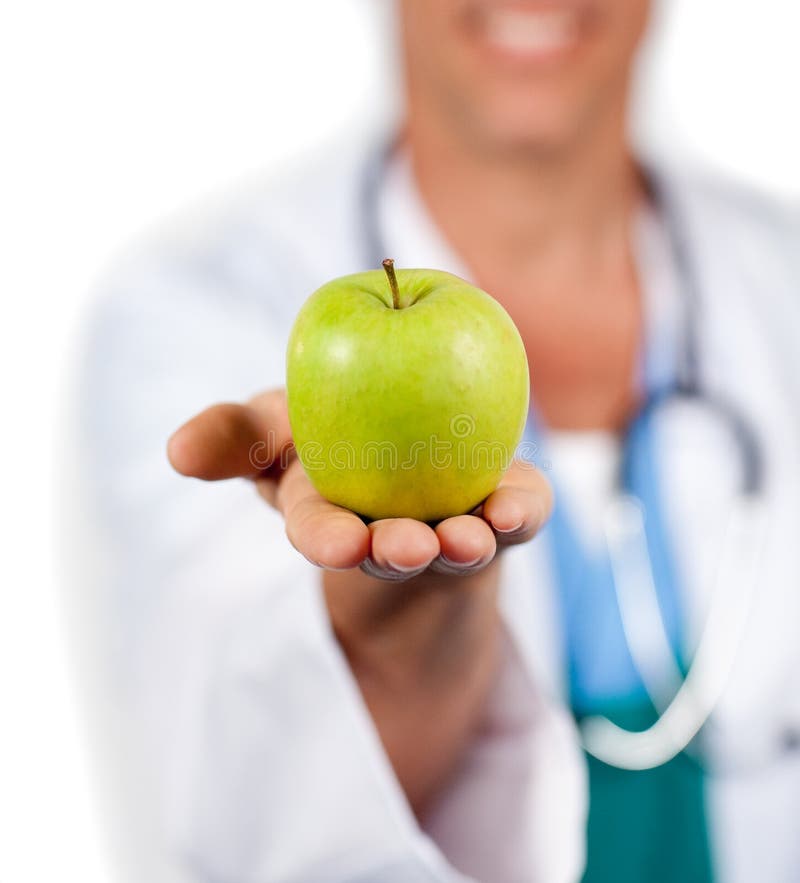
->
xmin=399 ymin=0 xmax=652 ymax=156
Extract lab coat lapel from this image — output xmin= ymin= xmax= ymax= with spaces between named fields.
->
xmin=657 ymin=173 xmax=800 ymax=740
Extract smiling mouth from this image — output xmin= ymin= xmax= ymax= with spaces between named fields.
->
xmin=468 ymin=3 xmax=589 ymax=62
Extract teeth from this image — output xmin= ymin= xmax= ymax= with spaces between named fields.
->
xmin=484 ymin=8 xmax=578 ymax=55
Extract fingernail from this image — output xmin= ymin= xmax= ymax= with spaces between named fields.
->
xmin=386 ymin=560 xmax=425 ymax=573
xmin=439 ymin=554 xmax=484 ymax=570
xmin=360 ymin=558 xmax=426 ymax=582
xmin=494 ymin=520 xmax=524 ymax=535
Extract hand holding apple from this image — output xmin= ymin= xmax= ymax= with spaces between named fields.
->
xmin=168 ymin=388 xmax=550 ymax=579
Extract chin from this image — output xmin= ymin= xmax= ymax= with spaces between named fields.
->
xmin=467 ymin=92 xmax=599 ymax=157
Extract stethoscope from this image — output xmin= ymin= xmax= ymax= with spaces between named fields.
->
xmin=358 ymin=139 xmax=769 ymax=773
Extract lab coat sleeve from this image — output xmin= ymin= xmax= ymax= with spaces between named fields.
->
xmin=79 ymin=242 xmax=586 ymax=883
xmin=422 ymin=619 xmax=588 ymax=883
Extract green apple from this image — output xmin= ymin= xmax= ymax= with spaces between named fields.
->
xmin=286 ymin=260 xmax=529 ymax=522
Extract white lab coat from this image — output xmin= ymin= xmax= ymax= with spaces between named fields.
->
xmin=78 ymin=135 xmax=800 ymax=883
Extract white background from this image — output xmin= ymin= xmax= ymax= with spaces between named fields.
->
xmin=0 ymin=1 xmax=798 ymax=880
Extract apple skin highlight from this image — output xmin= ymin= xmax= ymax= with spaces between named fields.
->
xmin=286 ymin=265 xmax=530 ymax=522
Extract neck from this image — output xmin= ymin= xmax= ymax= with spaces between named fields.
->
xmin=401 ymin=97 xmax=647 ymax=432
xmin=403 ymin=101 xmax=643 ymax=284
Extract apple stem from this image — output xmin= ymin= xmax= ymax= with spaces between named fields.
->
xmin=382 ymin=258 xmax=400 ymax=310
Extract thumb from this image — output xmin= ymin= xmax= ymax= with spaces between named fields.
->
xmin=167 ymin=388 xmax=293 ymax=481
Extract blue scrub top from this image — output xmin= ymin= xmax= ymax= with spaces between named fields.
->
xmin=525 ymin=305 xmax=688 ymax=713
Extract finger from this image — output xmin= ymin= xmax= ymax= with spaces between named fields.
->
xmin=482 ymin=459 xmax=553 ymax=546
xmin=431 ymin=514 xmax=497 ymax=575
xmin=167 ymin=389 xmax=292 ymax=481
xmin=362 ymin=518 xmax=440 ymax=581
xmin=278 ymin=460 xmax=370 ymax=570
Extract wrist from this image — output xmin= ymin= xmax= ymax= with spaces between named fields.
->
xmin=323 ymin=561 xmax=502 ymax=692
xmin=323 ymin=563 xmax=504 ymax=813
